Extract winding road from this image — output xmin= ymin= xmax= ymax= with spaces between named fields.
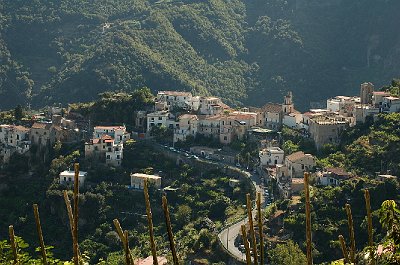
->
xmin=218 ymin=170 xmax=265 ymax=262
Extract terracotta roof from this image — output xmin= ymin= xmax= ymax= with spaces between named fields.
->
xmin=229 ymin=113 xmax=256 ymax=121
xmin=179 ymin=114 xmax=198 ymax=120
xmin=100 ymin=135 xmax=113 ymax=140
xmin=91 ymin=139 xmax=100 ymax=144
xmin=262 ymin=103 xmax=282 ymax=113
xmin=13 ymin=125 xmax=29 ymax=132
xmin=373 ymin=91 xmax=390 ymax=95
xmin=31 ymin=122 xmax=52 ymax=130
xmin=205 ymin=115 xmax=223 ymax=120
xmin=286 ymin=151 xmax=308 ymax=162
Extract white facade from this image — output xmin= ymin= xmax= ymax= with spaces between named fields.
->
xmin=283 ymin=113 xmax=302 ymax=128
xmin=173 ymin=114 xmax=198 ymax=143
xmin=259 ymin=147 xmax=284 ymax=166
xmin=383 ymin=96 xmax=400 ymax=113
xmin=146 ymin=111 xmax=171 ymax=132
xmin=106 ymin=142 xmax=124 ymax=167
xmin=130 ymin=173 xmax=162 ymax=190
xmin=59 ymin=170 xmax=87 ymax=187
xmin=156 ymin=91 xmax=195 ymax=110
xmin=199 ymin=97 xmax=224 ymax=115
xmin=93 ymin=126 xmax=130 ymax=144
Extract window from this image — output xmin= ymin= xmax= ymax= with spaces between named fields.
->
xmin=301 ymin=164 xmax=304 ymax=169
xmin=117 ymin=155 xmax=120 ymax=159
xmin=158 ymin=117 xmax=163 ymax=120
xmin=64 ymin=177 xmax=66 ymax=181
xmin=106 ymin=155 xmax=111 ymax=159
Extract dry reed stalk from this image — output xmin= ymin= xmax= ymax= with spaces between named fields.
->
xmin=246 ymin=193 xmax=258 ymax=265
xmin=241 ymin=224 xmax=251 ymax=265
xmin=345 ymin=203 xmax=356 ymax=263
xmin=9 ymin=225 xmax=18 ymax=264
xmin=63 ymin=190 xmax=81 ymax=257
xmin=73 ymin=163 xmax=80 ymax=265
xmin=257 ymin=192 xmax=264 ymax=265
xmin=304 ymin=172 xmax=313 ymax=265
xmin=364 ymin=190 xmax=373 ymax=247
xmin=33 ymin=204 xmax=47 ymax=265
xmin=124 ymin=230 xmax=131 ymax=265
xmin=162 ymin=195 xmax=179 ymax=265
xmin=338 ymin=235 xmax=349 ymax=264
xmin=63 ymin=190 xmax=74 ymax=238
xmin=113 ymin=219 xmax=134 ymax=265
xmin=144 ymin=180 xmax=158 ymax=265
xmin=364 ymin=189 xmax=374 ymax=265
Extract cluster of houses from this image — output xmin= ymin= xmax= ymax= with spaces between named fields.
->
xmin=0 ymin=109 xmax=79 ymax=164
xmin=1 ymin=82 xmax=398 ymax=191
xmin=143 ymin=83 xmax=399 ymax=150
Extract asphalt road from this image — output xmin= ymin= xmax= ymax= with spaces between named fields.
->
xmin=218 ymin=170 xmax=265 ymax=262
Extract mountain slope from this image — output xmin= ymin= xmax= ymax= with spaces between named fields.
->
xmin=1 ymin=0 xmax=400 ymax=110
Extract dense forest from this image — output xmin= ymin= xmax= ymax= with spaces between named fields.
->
xmin=1 ymin=0 xmax=400 ymax=110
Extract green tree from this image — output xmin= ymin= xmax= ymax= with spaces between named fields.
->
xmin=14 ymin=104 xmax=23 ymax=120
xmin=268 ymin=240 xmax=307 ymax=265
xmin=282 ymin=140 xmax=299 ymax=155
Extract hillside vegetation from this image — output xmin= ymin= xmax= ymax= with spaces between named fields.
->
xmin=1 ymin=0 xmax=400 ymax=110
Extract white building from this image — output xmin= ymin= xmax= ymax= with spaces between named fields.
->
xmin=156 ymin=91 xmax=197 ymax=111
xmin=93 ymin=126 xmax=130 ymax=144
xmin=383 ymin=96 xmax=400 ymax=113
xmin=130 ymin=173 xmax=162 ymax=190
xmin=283 ymin=112 xmax=302 ymax=128
xmin=198 ymin=97 xmax=229 ymax=115
xmin=147 ymin=111 xmax=177 ymax=132
xmin=0 ymin=125 xmax=31 ymax=163
xmin=372 ymin=91 xmax=391 ymax=108
xmin=59 ymin=170 xmax=88 ymax=187
xmin=173 ymin=114 xmax=199 ymax=142
xmin=316 ymin=167 xmax=352 ymax=186
xmin=259 ymin=147 xmax=284 ymax=167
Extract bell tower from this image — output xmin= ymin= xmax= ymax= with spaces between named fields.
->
xmin=283 ymin=91 xmax=294 ymax=114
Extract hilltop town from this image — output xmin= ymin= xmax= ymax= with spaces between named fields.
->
xmin=0 ymin=82 xmax=399 ymax=264
xmin=1 ymin=82 xmax=399 ymax=186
